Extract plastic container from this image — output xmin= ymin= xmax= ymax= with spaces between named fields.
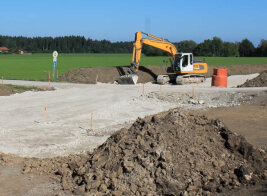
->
xmin=211 ymin=68 xmax=227 ymax=87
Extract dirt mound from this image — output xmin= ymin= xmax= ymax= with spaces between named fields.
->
xmin=238 ymin=70 xmax=267 ymax=87
xmin=60 ymin=64 xmax=267 ymax=84
xmin=59 ymin=65 xmax=168 ymax=84
xmin=0 ymin=84 xmax=54 ymax=96
xmin=0 ymin=85 xmax=20 ymax=96
xmin=21 ymin=109 xmax=267 ymax=195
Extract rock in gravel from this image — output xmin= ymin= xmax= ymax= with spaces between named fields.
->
xmin=23 ymin=109 xmax=267 ymax=195
xmin=188 ymin=99 xmax=198 ymax=104
xmin=198 ymin=100 xmax=205 ymax=104
xmin=264 ymin=170 xmax=267 ymax=180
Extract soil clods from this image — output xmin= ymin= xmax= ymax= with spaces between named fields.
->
xmin=59 ymin=64 xmax=267 ymax=84
xmin=21 ymin=109 xmax=267 ymax=195
xmin=238 ymin=70 xmax=267 ymax=87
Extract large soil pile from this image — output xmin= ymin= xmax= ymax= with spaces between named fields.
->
xmin=60 ymin=64 xmax=267 ymax=84
xmin=21 ymin=109 xmax=267 ymax=195
xmin=238 ymin=70 xmax=267 ymax=87
xmin=59 ymin=65 xmax=168 ymax=84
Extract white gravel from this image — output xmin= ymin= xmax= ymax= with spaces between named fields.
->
xmin=0 ymin=73 xmax=266 ymax=158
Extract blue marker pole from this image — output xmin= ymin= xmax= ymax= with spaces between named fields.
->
xmin=52 ymin=51 xmax=58 ymax=81
xmin=53 ymin=60 xmax=57 ymax=80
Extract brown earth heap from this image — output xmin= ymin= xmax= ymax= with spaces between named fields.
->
xmin=59 ymin=64 xmax=267 ymax=84
xmin=238 ymin=70 xmax=267 ymax=87
xmin=59 ymin=65 xmax=167 ymax=84
xmin=0 ymin=85 xmax=24 ymax=96
xmin=0 ymin=85 xmax=55 ymax=96
xmin=22 ymin=109 xmax=267 ymax=195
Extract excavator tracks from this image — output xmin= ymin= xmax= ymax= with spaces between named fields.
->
xmin=176 ymin=74 xmax=205 ymax=85
xmin=157 ymin=74 xmax=205 ymax=85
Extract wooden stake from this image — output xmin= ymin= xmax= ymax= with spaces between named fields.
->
xmin=44 ymin=106 xmax=47 ymax=121
xmin=91 ymin=113 xmax=93 ymax=130
xmin=142 ymin=83 xmax=145 ymax=94
xmin=48 ymin=71 xmax=51 ymax=87
xmin=160 ymin=84 xmax=162 ymax=92
xmin=96 ymin=74 xmax=98 ymax=84
xmin=192 ymin=87 xmax=195 ymax=98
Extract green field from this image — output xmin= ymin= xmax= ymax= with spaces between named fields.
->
xmin=0 ymin=53 xmax=267 ymax=81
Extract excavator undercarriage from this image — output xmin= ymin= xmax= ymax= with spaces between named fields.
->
xmin=157 ymin=74 xmax=205 ymax=85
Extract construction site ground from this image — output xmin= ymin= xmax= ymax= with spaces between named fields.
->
xmin=59 ymin=63 xmax=267 ymax=84
xmin=0 ymin=71 xmax=267 ymax=195
xmin=1 ymin=73 xmax=264 ymax=158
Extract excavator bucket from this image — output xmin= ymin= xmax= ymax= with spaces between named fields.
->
xmin=118 ymin=74 xmax=139 ymax=85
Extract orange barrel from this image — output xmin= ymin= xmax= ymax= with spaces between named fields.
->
xmin=213 ymin=68 xmax=227 ymax=76
xmin=211 ymin=68 xmax=227 ymax=87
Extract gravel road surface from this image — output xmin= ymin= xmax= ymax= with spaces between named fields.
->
xmin=1 ymin=74 xmax=266 ymax=158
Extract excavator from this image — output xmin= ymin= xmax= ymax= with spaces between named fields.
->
xmin=118 ymin=31 xmax=208 ymax=85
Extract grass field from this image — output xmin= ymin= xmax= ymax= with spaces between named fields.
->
xmin=0 ymin=53 xmax=267 ymax=81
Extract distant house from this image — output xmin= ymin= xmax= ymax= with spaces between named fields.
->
xmin=0 ymin=47 xmax=9 ymax=53
xmin=18 ymin=49 xmax=24 ymax=54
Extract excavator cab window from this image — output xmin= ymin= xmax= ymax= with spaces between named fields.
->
xmin=182 ymin=55 xmax=188 ymax=67
xmin=173 ymin=54 xmax=182 ymax=71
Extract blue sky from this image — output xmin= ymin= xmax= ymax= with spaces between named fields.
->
xmin=1 ymin=0 xmax=266 ymax=46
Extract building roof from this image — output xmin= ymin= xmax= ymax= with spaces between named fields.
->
xmin=0 ymin=47 xmax=9 ymax=51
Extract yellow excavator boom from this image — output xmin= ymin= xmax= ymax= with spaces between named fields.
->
xmin=131 ymin=31 xmax=177 ymax=72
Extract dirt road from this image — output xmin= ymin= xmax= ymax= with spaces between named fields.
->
xmin=0 ymin=165 xmax=59 ymax=196
xmin=0 ymin=73 xmax=267 ymax=195
xmin=1 ymin=102 xmax=267 ymax=196
xmin=196 ymin=93 xmax=267 ymax=149
xmin=0 ymin=74 xmax=266 ymax=158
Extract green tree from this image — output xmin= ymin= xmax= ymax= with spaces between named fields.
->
xmin=222 ymin=42 xmax=239 ymax=57
xmin=211 ymin=37 xmax=223 ymax=56
xmin=175 ymin=40 xmax=197 ymax=53
xmin=257 ymin=39 xmax=267 ymax=57
xmin=193 ymin=39 xmax=213 ymax=56
xmin=239 ymin=39 xmax=255 ymax=57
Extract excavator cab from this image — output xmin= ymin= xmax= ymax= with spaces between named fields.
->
xmin=173 ymin=53 xmax=194 ymax=72
xmin=173 ymin=52 xmax=208 ymax=76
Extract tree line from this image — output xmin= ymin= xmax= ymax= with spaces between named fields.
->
xmin=144 ymin=37 xmax=267 ymax=57
xmin=0 ymin=35 xmax=266 ymax=57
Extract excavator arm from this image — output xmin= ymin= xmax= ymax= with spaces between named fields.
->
xmin=130 ymin=31 xmax=178 ymax=73
xmin=118 ymin=31 xmax=178 ymax=84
